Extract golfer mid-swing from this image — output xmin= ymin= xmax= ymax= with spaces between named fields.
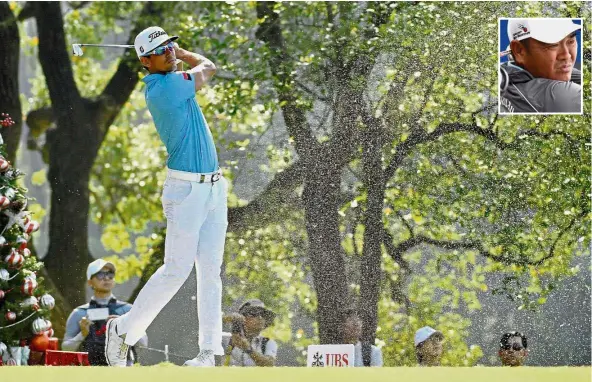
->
xmin=105 ymin=26 xmax=228 ymax=367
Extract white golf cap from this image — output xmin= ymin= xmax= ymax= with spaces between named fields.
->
xmin=86 ymin=259 xmax=116 ymax=280
xmin=134 ymin=26 xmax=178 ymax=58
xmin=414 ymin=326 xmax=443 ymax=347
xmin=508 ymin=19 xmax=580 ymax=44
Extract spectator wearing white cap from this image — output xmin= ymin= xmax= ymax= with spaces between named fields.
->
xmin=500 ymin=18 xmax=581 ymax=113
xmin=414 ymin=326 xmax=444 ymax=366
xmin=62 ymin=259 xmax=147 ymax=365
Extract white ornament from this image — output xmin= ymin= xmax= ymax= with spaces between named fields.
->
xmin=20 ymin=296 xmax=39 ymax=309
xmin=31 ymin=317 xmax=49 ymax=334
xmin=40 ymin=294 xmax=55 ymax=310
xmin=23 ymin=270 xmax=36 ymax=280
xmin=4 ymin=188 xmax=16 ymax=200
xmin=0 ymin=341 xmax=6 ymax=355
xmin=0 ymin=268 xmax=9 ymax=281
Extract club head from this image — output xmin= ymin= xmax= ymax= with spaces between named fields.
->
xmin=72 ymin=44 xmax=84 ymax=57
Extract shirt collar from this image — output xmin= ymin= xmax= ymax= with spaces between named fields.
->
xmin=91 ymin=294 xmax=115 ymax=305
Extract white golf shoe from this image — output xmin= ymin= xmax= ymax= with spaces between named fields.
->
xmin=104 ymin=317 xmax=129 ymax=367
xmin=183 ymin=350 xmax=215 ymax=367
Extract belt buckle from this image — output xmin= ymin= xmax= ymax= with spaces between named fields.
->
xmin=211 ymin=173 xmax=221 ymax=182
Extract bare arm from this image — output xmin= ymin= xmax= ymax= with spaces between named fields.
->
xmin=174 ymin=44 xmax=216 ymax=91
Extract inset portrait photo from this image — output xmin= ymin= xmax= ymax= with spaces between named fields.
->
xmin=499 ymin=18 xmax=582 ymax=114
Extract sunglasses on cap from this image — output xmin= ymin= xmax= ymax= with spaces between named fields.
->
xmin=93 ymin=270 xmax=115 ymax=280
xmin=146 ymin=41 xmax=174 ymax=56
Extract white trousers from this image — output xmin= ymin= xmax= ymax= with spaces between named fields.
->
xmin=117 ymin=169 xmax=228 ymax=355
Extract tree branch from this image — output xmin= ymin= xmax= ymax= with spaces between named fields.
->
xmin=227 ymin=160 xmax=305 ymax=233
xmin=255 ymin=1 xmax=320 ymax=157
xmin=384 ymin=122 xmax=509 ymax=180
xmin=35 ymin=2 xmax=83 ymax=118
xmin=295 ymin=80 xmax=330 ymax=102
xmin=382 ymin=228 xmax=411 ymax=310
xmin=17 ymin=2 xmax=36 ymax=21
xmin=25 ymin=106 xmax=54 ymax=138
xmin=390 ymin=233 xmax=571 ymax=267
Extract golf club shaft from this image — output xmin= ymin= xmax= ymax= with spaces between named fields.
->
xmin=76 ymin=44 xmax=134 ymax=48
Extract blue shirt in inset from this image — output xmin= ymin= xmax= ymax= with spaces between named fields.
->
xmin=143 ymin=71 xmax=218 ymax=173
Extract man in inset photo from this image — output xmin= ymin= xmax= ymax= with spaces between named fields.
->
xmin=499 ymin=18 xmax=582 ymax=114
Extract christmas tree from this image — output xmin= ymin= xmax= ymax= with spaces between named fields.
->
xmin=0 ymin=113 xmax=55 ymax=366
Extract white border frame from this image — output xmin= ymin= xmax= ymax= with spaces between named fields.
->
xmin=498 ymin=17 xmax=584 ymax=115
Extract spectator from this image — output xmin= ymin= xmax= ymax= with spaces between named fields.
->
xmin=342 ymin=309 xmax=383 ymax=367
xmin=62 ymin=259 xmax=147 ymax=365
xmin=222 ymin=299 xmax=277 ymax=366
xmin=414 ymin=326 xmax=444 ymax=366
xmin=499 ymin=331 xmax=528 ymax=366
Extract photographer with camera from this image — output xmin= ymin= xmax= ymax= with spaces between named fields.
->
xmin=498 ymin=331 xmax=528 ymax=367
xmin=62 ymin=259 xmax=148 ymax=365
xmin=222 ymin=299 xmax=277 ymax=366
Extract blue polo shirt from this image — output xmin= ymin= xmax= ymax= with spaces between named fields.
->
xmin=143 ymin=71 xmax=218 ymax=173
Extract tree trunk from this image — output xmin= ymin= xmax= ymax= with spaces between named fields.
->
xmin=359 ymin=116 xmax=386 ymax=346
xmin=34 ymin=2 xmax=98 ymax=306
xmin=44 ymin=169 xmax=95 ymax=305
xmin=0 ymin=2 xmax=22 ymax=162
xmin=303 ymin=161 xmax=350 ymax=344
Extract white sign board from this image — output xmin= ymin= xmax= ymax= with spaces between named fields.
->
xmin=307 ymin=344 xmax=355 ymax=367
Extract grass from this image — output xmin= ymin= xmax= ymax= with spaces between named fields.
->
xmin=0 ymin=366 xmax=589 ymax=382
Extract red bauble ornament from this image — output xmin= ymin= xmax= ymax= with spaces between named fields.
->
xmin=29 ymin=333 xmax=50 ymax=352
xmin=5 ymin=249 xmax=24 ymax=269
xmin=20 ymin=218 xmax=40 ymax=235
xmin=0 ymin=156 xmax=9 ymax=172
xmin=0 ymin=196 xmax=10 ymax=209
xmin=5 ymin=311 xmax=16 ymax=321
xmin=21 ymin=278 xmax=37 ymax=296
xmin=5 ymin=358 xmax=17 ymax=366
xmin=0 ymin=290 xmax=4 ymax=300
xmin=16 ymin=236 xmax=27 ymax=251
xmin=21 ymin=248 xmax=31 ymax=258
xmin=23 ymin=221 xmax=40 ymax=234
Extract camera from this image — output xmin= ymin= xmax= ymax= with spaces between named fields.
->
xmin=231 ymin=319 xmax=245 ymax=335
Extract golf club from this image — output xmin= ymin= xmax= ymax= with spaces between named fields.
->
xmin=72 ymin=43 xmax=134 ymax=56
xmin=72 ymin=43 xmax=183 ymax=68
